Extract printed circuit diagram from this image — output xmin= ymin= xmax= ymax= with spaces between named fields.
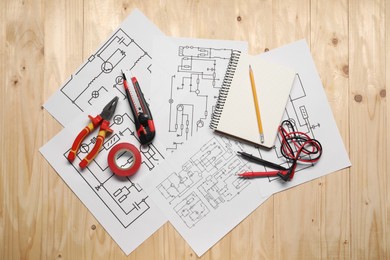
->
xmin=156 ymin=136 xmax=251 ymax=228
xmin=60 ymin=28 xmax=151 ymax=114
xmin=165 ymin=46 xmax=237 ymax=152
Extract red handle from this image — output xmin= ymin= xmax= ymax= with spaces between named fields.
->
xmin=238 ymin=170 xmax=281 ymax=178
xmin=67 ymin=122 xmax=95 ymax=162
xmin=79 ymin=129 xmax=107 ymax=168
xmin=79 ymin=120 xmax=112 ymax=168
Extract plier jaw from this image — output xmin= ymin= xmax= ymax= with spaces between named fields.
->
xmin=100 ymin=96 xmax=119 ymax=121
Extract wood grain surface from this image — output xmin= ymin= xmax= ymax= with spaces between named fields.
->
xmin=1 ymin=0 xmax=389 ymax=259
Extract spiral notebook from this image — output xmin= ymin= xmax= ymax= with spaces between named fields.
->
xmin=210 ymin=52 xmax=296 ymax=148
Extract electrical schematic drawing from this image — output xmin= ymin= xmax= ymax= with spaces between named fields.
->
xmin=65 ymin=111 xmax=165 ymax=228
xmin=54 ymin=25 xmax=163 ymax=228
xmin=53 ymin=24 xmax=165 ymax=228
xmin=60 ymin=28 xmax=151 ymax=113
xmin=166 ymin=46 xmax=237 ymax=152
xmin=156 ymin=137 xmax=251 ymax=228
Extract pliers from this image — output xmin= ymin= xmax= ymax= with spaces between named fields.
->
xmin=67 ymin=96 xmax=119 ymax=168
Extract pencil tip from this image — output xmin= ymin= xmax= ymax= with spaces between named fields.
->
xmin=260 ymin=134 xmax=264 ymax=143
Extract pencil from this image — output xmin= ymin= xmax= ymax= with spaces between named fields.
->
xmin=249 ymin=65 xmax=264 ymax=143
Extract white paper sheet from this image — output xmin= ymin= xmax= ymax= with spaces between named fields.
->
xmin=41 ymin=9 xmax=168 ymax=255
xmin=40 ymin=108 xmax=167 ymax=255
xmin=44 ymin=9 xmax=164 ymax=126
xmin=140 ymin=129 xmax=268 ymax=256
xmin=140 ymin=40 xmax=351 ymax=256
xmin=149 ymin=36 xmax=248 ymax=152
xmin=140 ymin=37 xmax=270 ymax=256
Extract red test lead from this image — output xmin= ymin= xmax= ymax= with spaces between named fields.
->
xmin=238 ymin=171 xmax=280 ymax=178
xmin=237 ymin=164 xmax=297 ymax=181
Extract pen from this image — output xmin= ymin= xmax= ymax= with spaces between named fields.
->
xmin=237 ymin=151 xmax=287 ymax=171
xmin=249 ymin=65 xmax=264 ymax=143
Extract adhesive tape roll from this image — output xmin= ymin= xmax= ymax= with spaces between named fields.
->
xmin=108 ymin=143 xmax=141 ymax=176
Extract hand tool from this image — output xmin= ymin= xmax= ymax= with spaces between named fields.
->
xmin=68 ymin=96 xmax=119 ymax=168
xmin=122 ymin=71 xmax=155 ymax=145
xmin=237 ymin=159 xmax=297 ymax=181
xmin=238 ymin=120 xmax=322 ymax=181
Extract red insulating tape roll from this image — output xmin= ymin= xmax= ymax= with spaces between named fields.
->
xmin=107 ymin=143 xmax=141 ymax=176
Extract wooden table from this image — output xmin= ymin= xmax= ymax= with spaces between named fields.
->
xmin=1 ymin=0 xmax=389 ymax=259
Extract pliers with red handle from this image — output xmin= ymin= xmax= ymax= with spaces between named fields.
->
xmin=67 ymin=96 xmax=119 ymax=168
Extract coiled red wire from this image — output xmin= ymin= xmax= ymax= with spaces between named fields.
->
xmin=278 ymin=120 xmax=322 ymax=180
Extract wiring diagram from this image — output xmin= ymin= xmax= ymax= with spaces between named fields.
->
xmin=164 ymin=46 xmax=239 ymax=152
xmin=156 ymin=136 xmax=250 ymax=228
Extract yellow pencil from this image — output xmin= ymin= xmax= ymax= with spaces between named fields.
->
xmin=249 ymin=65 xmax=264 ymax=143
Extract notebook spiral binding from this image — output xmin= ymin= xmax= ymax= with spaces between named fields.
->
xmin=209 ymin=50 xmax=241 ymax=129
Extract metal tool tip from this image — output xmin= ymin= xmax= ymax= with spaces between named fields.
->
xmin=121 ymin=70 xmax=126 ymax=78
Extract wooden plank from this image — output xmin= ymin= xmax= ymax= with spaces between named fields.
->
xmin=310 ymin=0 xmax=351 ymax=258
xmin=83 ymin=0 xmax=124 ymax=60
xmin=42 ymin=0 xmax=84 ymax=259
xmin=266 ymin=1 xmax=322 ymax=259
xmin=386 ymin=1 xmax=390 ymax=257
xmin=209 ymin=1 xmax=275 ymax=259
xmin=3 ymin=0 xmax=45 ymax=259
xmin=349 ymin=0 xmax=388 ymax=258
xmin=0 ymin=0 xmax=6 ymax=257
xmin=227 ymin=198 xmax=274 ymax=259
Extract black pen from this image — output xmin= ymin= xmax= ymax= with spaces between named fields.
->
xmin=237 ymin=151 xmax=288 ymax=171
